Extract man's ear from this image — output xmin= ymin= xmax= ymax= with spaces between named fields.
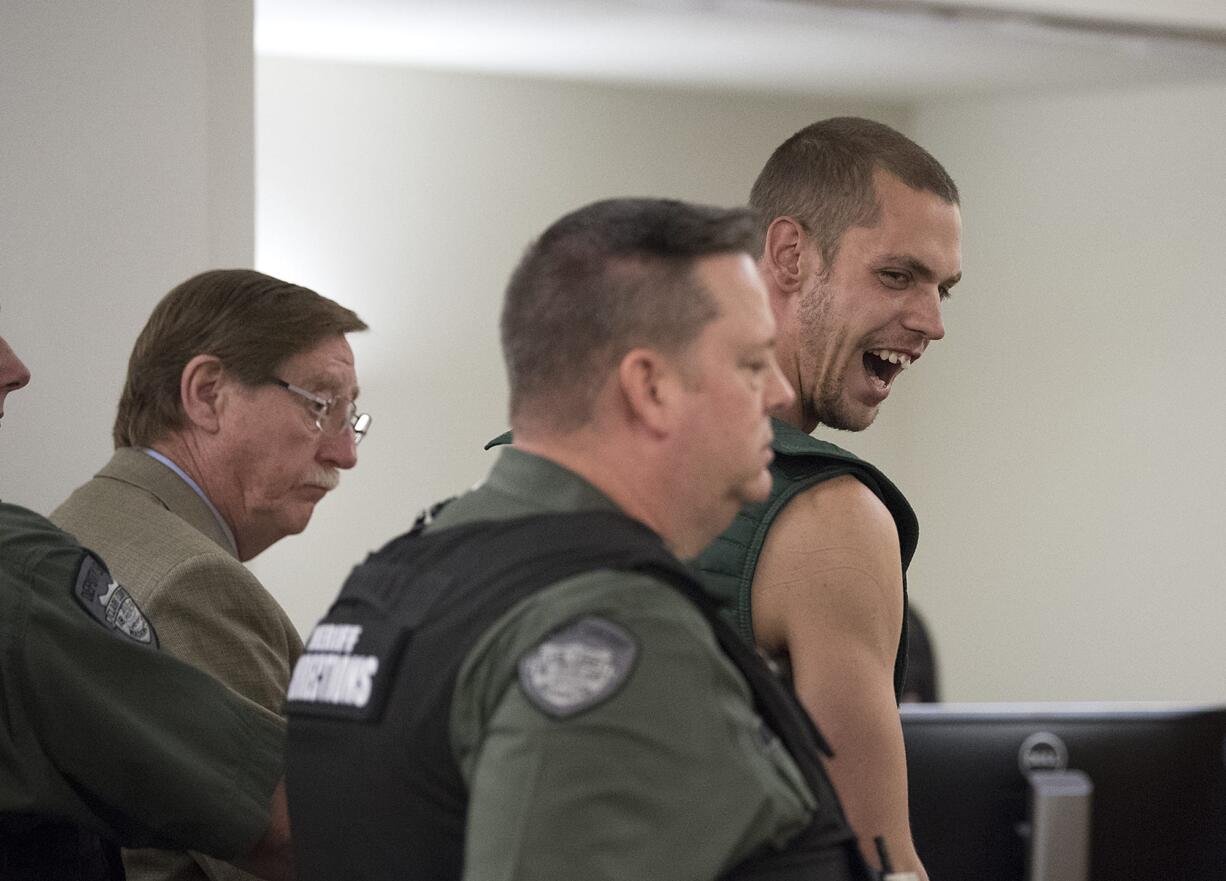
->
xmin=616 ymin=347 xmax=684 ymax=437
xmin=179 ymin=354 xmax=227 ymax=433
xmin=761 ymin=216 xmax=813 ymax=297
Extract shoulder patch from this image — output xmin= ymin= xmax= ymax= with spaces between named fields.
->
xmin=72 ymin=554 xmax=158 ymax=647
xmin=518 ymin=616 xmax=638 ymax=719
xmin=286 ymin=618 xmax=408 ymax=722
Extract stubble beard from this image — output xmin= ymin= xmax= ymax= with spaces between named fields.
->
xmin=796 ymin=278 xmax=877 ymax=433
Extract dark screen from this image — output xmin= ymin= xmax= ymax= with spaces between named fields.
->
xmin=902 ymin=703 xmax=1226 ymax=881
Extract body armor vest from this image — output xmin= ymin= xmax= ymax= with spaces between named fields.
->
xmin=696 ymin=419 xmax=918 ymax=699
xmin=287 ymin=510 xmax=868 ymax=881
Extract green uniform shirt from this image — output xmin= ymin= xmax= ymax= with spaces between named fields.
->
xmin=432 ymin=449 xmax=817 ymax=881
xmin=0 ymin=502 xmax=282 ymax=857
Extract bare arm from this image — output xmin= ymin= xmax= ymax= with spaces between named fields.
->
xmin=231 ymin=780 xmax=294 ymax=881
xmin=752 ymin=475 xmax=928 ymax=880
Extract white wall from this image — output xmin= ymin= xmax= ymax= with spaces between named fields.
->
xmin=252 ymin=57 xmax=909 ymax=634
xmin=11 ymin=4 xmax=1225 ymax=704
xmin=256 ymin=62 xmax=1226 ymax=705
xmin=1 ymin=0 xmax=255 ymax=510
xmin=903 ymin=81 xmax=1226 ymax=701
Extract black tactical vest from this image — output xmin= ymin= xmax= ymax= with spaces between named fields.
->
xmin=287 ymin=510 xmax=869 ymax=881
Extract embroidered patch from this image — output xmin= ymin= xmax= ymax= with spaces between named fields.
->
xmin=285 ymin=618 xmax=408 ymax=722
xmin=518 ymin=616 xmax=638 ymax=719
xmin=72 ymin=554 xmax=158 ymax=647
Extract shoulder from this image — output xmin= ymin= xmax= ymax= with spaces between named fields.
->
xmin=0 ymin=500 xmax=55 ymax=529
xmin=52 ymin=466 xmax=163 ymax=547
xmin=477 ymin=569 xmax=714 ymax=668
xmin=770 ymin=430 xmax=885 ymax=498
xmin=757 ymin=476 xmax=902 ymax=601
xmin=765 ymin=423 xmax=917 ymax=567
xmin=53 ymin=493 xmax=290 ymax=649
xmin=0 ymin=507 xmax=82 ymax=624
xmin=0 ymin=502 xmax=87 ymax=593
xmin=528 ymin=569 xmax=710 ymax=637
xmin=159 ymin=548 xmax=266 ymax=599
xmin=0 ymin=501 xmax=67 ymax=551
xmin=149 ymin=551 xmax=293 ymax=645
xmin=54 ymin=464 xmax=172 ymax=533
xmin=759 ymin=424 xmax=891 ymax=523
xmin=1 ymin=503 xmax=160 ymax=648
xmin=53 ymin=450 xmax=152 ymax=516
xmin=427 ymin=485 xmax=537 ymax=530
xmin=54 ymin=449 xmax=233 ymax=555
xmin=778 ymin=474 xmax=900 ymax=551
xmin=751 ymin=475 xmax=903 ymax=652
xmin=770 ymin=418 xmax=862 ymax=462
xmin=455 ymin=568 xmax=725 ymax=719
xmin=55 ymin=487 xmax=237 ymax=595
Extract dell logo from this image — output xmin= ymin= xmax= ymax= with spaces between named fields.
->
xmin=1018 ymin=732 xmax=1069 ymax=775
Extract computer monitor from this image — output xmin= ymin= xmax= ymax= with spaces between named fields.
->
xmin=902 ymin=702 xmax=1226 ymax=881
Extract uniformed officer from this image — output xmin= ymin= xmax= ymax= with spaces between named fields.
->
xmin=0 ymin=330 xmax=292 ymax=881
xmin=287 ymin=198 xmax=873 ymax=880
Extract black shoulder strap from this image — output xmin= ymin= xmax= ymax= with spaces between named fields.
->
xmin=474 ymin=512 xmax=853 ymax=857
xmin=319 ymin=509 xmax=861 ymax=879
xmin=371 ymin=511 xmax=838 ymax=780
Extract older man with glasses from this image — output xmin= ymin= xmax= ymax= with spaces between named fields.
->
xmin=52 ymin=269 xmax=368 ymax=881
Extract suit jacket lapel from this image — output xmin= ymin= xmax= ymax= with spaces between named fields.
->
xmin=98 ymin=448 xmax=240 ymax=559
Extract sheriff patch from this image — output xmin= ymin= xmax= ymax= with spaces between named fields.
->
xmin=518 ymin=616 xmax=637 ymax=719
xmin=73 ymin=553 xmax=158 ymax=647
xmin=286 ymin=619 xmax=406 ymax=722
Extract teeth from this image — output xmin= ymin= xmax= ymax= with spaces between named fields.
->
xmin=870 ymin=349 xmax=912 ymax=369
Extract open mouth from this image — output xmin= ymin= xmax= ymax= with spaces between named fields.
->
xmin=863 ymin=348 xmax=912 ymax=388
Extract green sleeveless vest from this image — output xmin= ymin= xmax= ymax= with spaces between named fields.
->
xmin=485 ymin=422 xmax=919 ymax=699
xmin=694 ymin=419 xmax=918 ymax=700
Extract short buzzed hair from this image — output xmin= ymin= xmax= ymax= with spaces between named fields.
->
xmin=502 ymin=198 xmax=759 ymax=433
xmin=750 ymin=117 xmax=959 ymax=268
xmin=114 ymin=269 xmax=366 ymax=448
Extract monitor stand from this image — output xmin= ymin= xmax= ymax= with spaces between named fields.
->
xmin=1023 ymin=770 xmax=1093 ymax=881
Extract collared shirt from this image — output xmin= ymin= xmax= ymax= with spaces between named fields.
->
xmin=430 ymin=446 xmax=618 ymax=531
xmin=141 ymin=448 xmax=237 ymax=554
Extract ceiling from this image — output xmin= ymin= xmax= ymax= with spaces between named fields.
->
xmin=255 ymin=0 xmax=1226 ymax=98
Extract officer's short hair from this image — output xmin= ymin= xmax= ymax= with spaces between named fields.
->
xmin=750 ymin=116 xmax=959 ymax=269
xmin=113 ymin=269 xmax=367 ymax=448
xmin=502 ymin=198 xmax=760 ymax=433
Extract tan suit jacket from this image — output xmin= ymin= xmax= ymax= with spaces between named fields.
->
xmin=52 ymin=447 xmax=303 ymax=881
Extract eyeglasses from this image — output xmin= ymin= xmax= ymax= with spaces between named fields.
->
xmin=272 ymin=378 xmax=371 ymax=445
